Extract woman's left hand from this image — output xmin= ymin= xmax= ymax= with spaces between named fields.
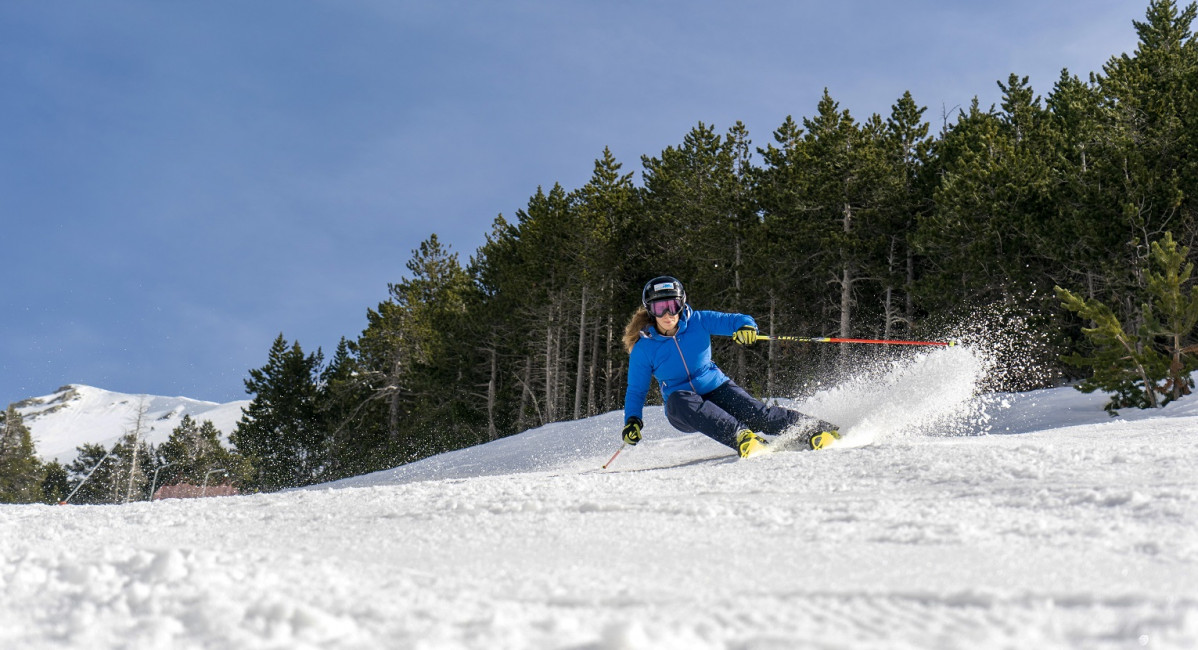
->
xmin=732 ymin=326 xmax=758 ymax=345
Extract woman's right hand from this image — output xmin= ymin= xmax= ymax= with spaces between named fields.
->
xmin=622 ymin=417 xmax=643 ymax=445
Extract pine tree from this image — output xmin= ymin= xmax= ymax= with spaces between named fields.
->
xmin=354 ymin=235 xmax=480 ymax=462
xmin=41 ymin=461 xmax=68 ymax=505
xmin=316 ymin=337 xmax=377 ymax=480
xmin=757 ymin=114 xmax=826 ymax=389
xmin=1101 ymin=0 xmax=1198 ymax=197
xmin=121 ymin=397 xmax=151 ymax=503
xmin=231 ymin=334 xmax=324 ymax=491
xmin=157 ymin=415 xmax=253 ymax=492
xmin=1056 ymin=232 xmax=1198 ymax=412
xmin=878 ymin=91 xmax=934 ymax=337
xmin=64 ymin=443 xmax=118 ymax=505
xmin=108 ymin=432 xmax=154 ymax=503
xmin=565 ymin=148 xmax=639 ymax=418
xmin=1090 ymin=0 xmax=1198 ymax=311
xmin=519 ymin=185 xmax=583 ymax=425
xmin=1055 ymin=284 xmax=1168 ymax=413
xmin=1044 ymin=0 xmax=1198 ymax=392
xmin=468 ymin=215 xmax=528 ymax=437
xmin=915 ymin=75 xmax=1057 ymax=317
xmin=566 ymin=148 xmax=637 ymax=417
xmin=799 ymin=91 xmax=889 ymax=347
xmin=1045 ymin=69 xmax=1116 ymax=298
xmin=0 ymin=406 xmax=45 ymax=503
xmin=475 ymin=184 xmax=590 ymax=428
xmin=1143 ymin=232 xmax=1198 ymax=400
xmin=638 ymin=122 xmax=757 ymax=310
xmin=754 ymin=115 xmax=800 ymax=391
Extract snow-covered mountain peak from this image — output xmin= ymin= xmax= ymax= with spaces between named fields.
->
xmin=10 ymin=384 xmax=249 ymax=463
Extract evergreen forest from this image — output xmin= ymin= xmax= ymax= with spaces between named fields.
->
xmin=3 ymin=0 xmax=1198 ymax=502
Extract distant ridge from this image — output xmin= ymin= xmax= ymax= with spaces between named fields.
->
xmin=11 ymin=384 xmax=250 ymax=463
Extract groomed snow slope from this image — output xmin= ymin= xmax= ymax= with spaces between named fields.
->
xmin=2 ymin=346 xmax=1196 ymax=649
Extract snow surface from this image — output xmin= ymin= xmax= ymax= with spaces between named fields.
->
xmin=2 ymin=345 xmax=1196 ymax=649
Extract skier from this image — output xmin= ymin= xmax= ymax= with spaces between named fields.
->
xmin=621 ymin=276 xmax=840 ymax=458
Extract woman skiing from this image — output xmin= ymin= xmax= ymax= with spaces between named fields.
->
xmin=621 ymin=276 xmax=840 ymax=458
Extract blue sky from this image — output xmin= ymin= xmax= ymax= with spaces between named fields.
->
xmin=1 ymin=1 xmax=1146 ymax=404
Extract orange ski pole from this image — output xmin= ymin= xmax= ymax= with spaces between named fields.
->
xmin=760 ymin=335 xmax=956 ymax=347
xmin=602 ymin=443 xmax=626 ymax=470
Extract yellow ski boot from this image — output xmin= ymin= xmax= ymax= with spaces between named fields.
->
xmin=736 ymin=429 xmax=769 ymax=458
xmin=809 ymin=430 xmax=842 ymax=450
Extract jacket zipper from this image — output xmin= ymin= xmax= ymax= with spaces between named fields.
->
xmin=671 ymin=336 xmax=699 ymax=393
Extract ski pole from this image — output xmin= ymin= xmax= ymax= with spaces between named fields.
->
xmin=759 ymin=335 xmax=956 ymax=347
xmin=60 ymin=448 xmax=114 ymax=505
xmin=602 ymin=443 xmax=626 ymax=470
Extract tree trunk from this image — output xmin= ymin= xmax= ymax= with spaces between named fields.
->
xmin=605 ymin=311 xmax=615 ymax=410
xmin=840 ymin=202 xmax=854 ymax=363
xmin=840 ymin=265 xmax=853 ymax=338
xmin=544 ymin=313 xmax=554 ymax=424
xmin=1169 ymin=334 xmax=1191 ymax=401
xmin=884 ymin=236 xmax=897 ymax=340
xmin=553 ymin=296 xmax=564 ymax=421
xmin=767 ymin=296 xmax=776 ymax=398
xmin=587 ymin=312 xmax=601 ymax=416
xmin=486 ymin=346 xmax=497 ymax=441
xmin=734 ymin=239 xmax=745 ymax=379
xmin=573 ymin=286 xmax=588 ymax=420
xmin=387 ymin=334 xmax=407 ymax=443
xmin=517 ymin=356 xmax=532 ymax=432
xmin=906 ymin=244 xmax=915 ymax=329
xmin=125 ymin=398 xmax=148 ymax=503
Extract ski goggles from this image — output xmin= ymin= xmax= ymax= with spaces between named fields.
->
xmin=648 ymin=297 xmax=684 ymax=317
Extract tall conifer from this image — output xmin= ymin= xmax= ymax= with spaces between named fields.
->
xmin=0 ymin=406 xmax=44 ymax=503
xmin=157 ymin=415 xmax=252 ymax=490
xmin=231 ymin=335 xmax=324 ymax=491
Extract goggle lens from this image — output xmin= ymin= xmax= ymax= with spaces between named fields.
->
xmin=649 ymin=298 xmax=683 ymax=317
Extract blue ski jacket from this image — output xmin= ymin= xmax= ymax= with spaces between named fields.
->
xmin=623 ymin=306 xmax=757 ymax=422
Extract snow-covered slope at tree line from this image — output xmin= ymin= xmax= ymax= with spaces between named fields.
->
xmin=2 ymin=345 xmax=1196 ymax=649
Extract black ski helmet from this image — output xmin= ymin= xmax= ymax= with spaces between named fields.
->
xmin=642 ymin=276 xmax=686 ymax=307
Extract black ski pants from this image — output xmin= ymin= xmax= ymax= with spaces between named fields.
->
xmin=665 ymin=380 xmax=830 ymax=449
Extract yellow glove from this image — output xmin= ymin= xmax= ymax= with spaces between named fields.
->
xmin=622 ymin=417 xmax=643 ymax=445
xmin=732 ymin=326 xmax=758 ymax=345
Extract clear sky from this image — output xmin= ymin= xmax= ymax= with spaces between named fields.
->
xmin=1 ymin=1 xmax=1147 ymax=405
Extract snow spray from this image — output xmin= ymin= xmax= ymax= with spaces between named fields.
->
xmin=795 ymin=344 xmax=994 ymax=446
xmin=790 ymin=309 xmax=1052 ymax=446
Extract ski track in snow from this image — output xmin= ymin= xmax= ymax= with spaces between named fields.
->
xmin=2 ymin=347 xmax=1197 ymax=649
